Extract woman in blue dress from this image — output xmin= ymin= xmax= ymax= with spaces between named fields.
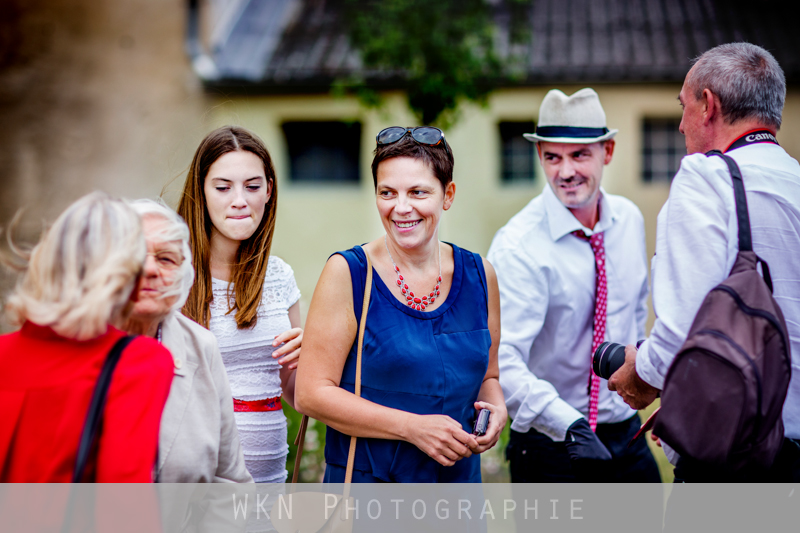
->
xmin=295 ymin=126 xmax=506 ymax=482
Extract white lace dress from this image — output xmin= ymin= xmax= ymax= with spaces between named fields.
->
xmin=209 ymin=256 xmax=301 ymax=483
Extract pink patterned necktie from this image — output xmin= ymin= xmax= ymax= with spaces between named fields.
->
xmin=572 ymin=230 xmax=606 ymax=432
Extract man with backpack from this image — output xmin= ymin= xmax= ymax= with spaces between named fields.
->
xmin=608 ymin=42 xmax=800 ymax=481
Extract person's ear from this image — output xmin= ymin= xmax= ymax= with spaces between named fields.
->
xmin=603 ymin=139 xmax=616 ymax=165
xmin=443 ymin=181 xmax=456 ymax=211
xmin=701 ymin=88 xmax=720 ymax=125
xmin=265 ymin=177 xmax=274 ymax=203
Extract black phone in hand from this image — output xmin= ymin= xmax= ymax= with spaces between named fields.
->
xmin=473 ymin=409 xmax=491 ymax=436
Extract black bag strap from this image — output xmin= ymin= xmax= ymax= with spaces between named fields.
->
xmin=759 ymin=257 xmax=774 ymax=293
xmin=72 ymin=335 xmax=136 ymax=482
xmin=706 ymin=150 xmax=753 ymax=252
xmin=706 ymin=150 xmax=775 ymax=292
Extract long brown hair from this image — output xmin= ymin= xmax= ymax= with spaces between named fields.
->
xmin=177 ymin=126 xmax=278 ymax=329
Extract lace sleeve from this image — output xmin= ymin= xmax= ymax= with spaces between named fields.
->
xmin=267 ymin=256 xmax=301 ymax=310
xmin=284 ymin=266 xmax=301 ymax=310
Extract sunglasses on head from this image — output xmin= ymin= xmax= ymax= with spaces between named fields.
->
xmin=376 ymin=126 xmax=451 ymax=155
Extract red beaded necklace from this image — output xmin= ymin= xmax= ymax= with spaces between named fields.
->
xmin=384 ymin=235 xmax=441 ymax=311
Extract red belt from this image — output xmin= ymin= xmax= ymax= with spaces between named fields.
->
xmin=233 ymin=396 xmax=283 ymax=412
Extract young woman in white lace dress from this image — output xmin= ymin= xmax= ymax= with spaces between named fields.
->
xmin=177 ymin=126 xmax=302 ymax=483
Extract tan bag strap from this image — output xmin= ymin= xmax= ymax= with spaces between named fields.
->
xmin=291 ymin=247 xmax=372 ymax=485
xmin=291 ymin=412 xmax=309 ymax=483
xmin=345 ymin=248 xmax=372 ymax=483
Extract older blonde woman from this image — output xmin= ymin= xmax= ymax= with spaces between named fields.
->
xmin=0 ymin=192 xmax=173 ymax=482
xmin=124 ymin=199 xmax=252 ymax=483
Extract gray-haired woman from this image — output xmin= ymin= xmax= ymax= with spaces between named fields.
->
xmin=124 ymin=199 xmax=252 ymax=483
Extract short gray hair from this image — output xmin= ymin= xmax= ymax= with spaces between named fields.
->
xmin=130 ymin=199 xmax=194 ymax=314
xmin=688 ymin=42 xmax=785 ymax=130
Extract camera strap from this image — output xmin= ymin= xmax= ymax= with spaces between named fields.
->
xmin=724 ymin=129 xmax=778 ymax=152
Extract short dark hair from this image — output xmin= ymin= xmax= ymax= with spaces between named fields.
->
xmin=689 ymin=42 xmax=785 ymax=129
xmin=371 ymin=134 xmax=454 ymax=190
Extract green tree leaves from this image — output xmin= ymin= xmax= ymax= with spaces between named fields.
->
xmin=341 ymin=0 xmax=529 ymax=127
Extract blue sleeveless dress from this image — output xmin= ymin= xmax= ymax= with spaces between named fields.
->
xmin=323 ymin=244 xmax=491 ymax=483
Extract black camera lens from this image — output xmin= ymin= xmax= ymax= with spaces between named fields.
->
xmin=592 ymin=341 xmax=627 ymax=380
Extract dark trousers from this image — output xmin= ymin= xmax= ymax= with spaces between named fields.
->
xmin=672 ymin=437 xmax=800 ymax=482
xmin=506 ymin=415 xmax=661 ymax=482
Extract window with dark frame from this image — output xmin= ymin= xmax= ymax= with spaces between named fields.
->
xmin=642 ymin=118 xmax=685 ymax=183
xmin=282 ymin=121 xmax=362 ymax=183
xmin=499 ymin=121 xmax=536 ymax=184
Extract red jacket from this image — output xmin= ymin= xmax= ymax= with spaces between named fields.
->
xmin=0 ymin=322 xmax=173 ymax=482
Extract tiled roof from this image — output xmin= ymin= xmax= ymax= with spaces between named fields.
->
xmin=205 ymin=0 xmax=800 ymax=90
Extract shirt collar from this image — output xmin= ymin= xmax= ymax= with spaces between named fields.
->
xmin=543 ymin=184 xmax=618 ymax=241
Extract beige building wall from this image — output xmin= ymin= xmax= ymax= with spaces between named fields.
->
xmin=207 ymin=87 xmax=800 ymax=326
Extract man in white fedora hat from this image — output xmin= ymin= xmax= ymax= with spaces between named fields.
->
xmin=487 ymin=88 xmax=660 ymax=482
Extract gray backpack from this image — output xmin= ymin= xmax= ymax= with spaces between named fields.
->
xmin=653 ymin=151 xmax=792 ymax=475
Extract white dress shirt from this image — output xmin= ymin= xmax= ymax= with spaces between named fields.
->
xmin=488 ymin=185 xmax=648 ymax=441
xmin=637 ymin=142 xmax=800 ymax=439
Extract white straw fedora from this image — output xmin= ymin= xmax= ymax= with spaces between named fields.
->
xmin=524 ymin=88 xmax=618 ymax=144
